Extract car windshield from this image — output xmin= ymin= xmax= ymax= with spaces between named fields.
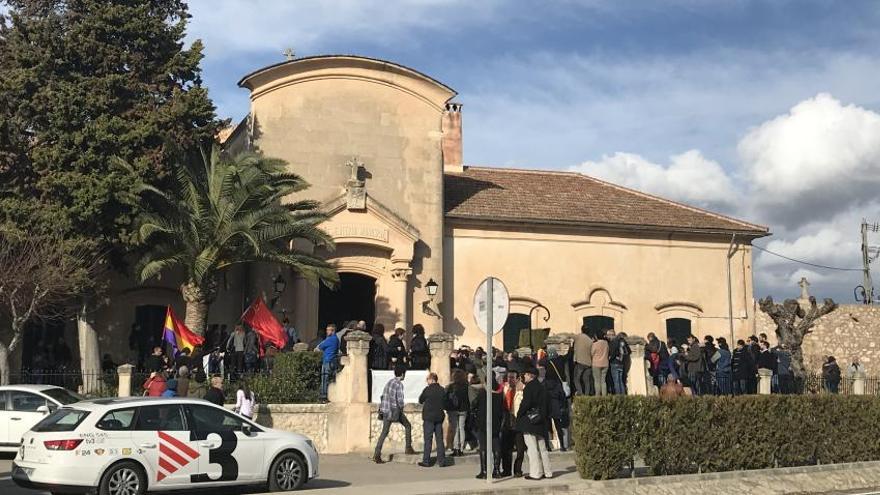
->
xmin=32 ymin=408 xmax=90 ymax=432
xmin=41 ymin=388 xmax=84 ymax=405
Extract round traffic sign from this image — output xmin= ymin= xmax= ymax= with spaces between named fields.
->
xmin=473 ymin=277 xmax=510 ymax=335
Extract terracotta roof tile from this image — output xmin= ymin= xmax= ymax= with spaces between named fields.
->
xmin=444 ymin=166 xmax=769 ymax=236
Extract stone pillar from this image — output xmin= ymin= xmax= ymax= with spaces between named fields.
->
xmin=626 ymin=340 xmax=650 ymax=396
xmin=77 ymin=304 xmax=101 ymax=395
xmin=544 ymin=334 xmax=564 ymax=355
xmin=390 ymin=266 xmax=411 ymax=330
xmin=554 ymin=333 xmax=576 ymax=357
xmin=117 ymin=364 xmax=134 ymax=398
xmin=292 ymin=342 xmax=309 ymax=353
xmin=853 ymin=371 xmax=866 ymax=395
xmin=758 ymin=368 xmax=773 ymax=395
xmin=328 ymin=330 xmax=371 ymax=404
xmin=428 ymin=332 xmax=455 ymax=386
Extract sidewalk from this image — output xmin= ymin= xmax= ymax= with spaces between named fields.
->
xmin=286 ymin=453 xmax=577 ymax=495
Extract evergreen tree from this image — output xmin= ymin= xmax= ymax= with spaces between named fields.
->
xmin=0 ymin=0 xmax=222 ymax=253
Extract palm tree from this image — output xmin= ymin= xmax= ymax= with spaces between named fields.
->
xmin=133 ymin=146 xmax=337 ymax=336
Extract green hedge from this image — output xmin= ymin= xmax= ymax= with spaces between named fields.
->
xmin=572 ymin=395 xmax=880 ymax=480
xmin=239 ymin=351 xmax=322 ymax=404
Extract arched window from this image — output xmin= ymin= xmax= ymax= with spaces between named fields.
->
xmin=502 ymin=313 xmax=530 ymax=352
xmin=583 ymin=315 xmax=615 ymax=339
xmin=666 ymin=318 xmax=692 ymax=347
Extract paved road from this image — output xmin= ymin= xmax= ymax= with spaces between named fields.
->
xmin=0 ymin=451 xmax=579 ymax=495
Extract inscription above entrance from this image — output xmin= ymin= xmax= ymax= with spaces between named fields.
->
xmin=326 ymin=224 xmax=389 ymax=243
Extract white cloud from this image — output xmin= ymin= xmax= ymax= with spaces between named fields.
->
xmin=572 ymin=150 xmax=737 ymax=211
xmin=739 ymin=94 xmax=880 ymax=225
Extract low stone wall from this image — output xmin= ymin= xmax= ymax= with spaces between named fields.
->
xmin=368 ymin=403 xmax=425 ymax=453
xmin=756 ymin=302 xmax=880 ymax=372
xmin=251 ymin=404 xmax=331 ymax=453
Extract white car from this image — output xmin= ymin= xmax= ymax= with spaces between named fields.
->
xmin=0 ymin=384 xmax=84 ymax=453
xmin=12 ymin=397 xmax=319 ymax=495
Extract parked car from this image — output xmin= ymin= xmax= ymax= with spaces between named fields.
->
xmin=12 ymin=396 xmax=319 ymax=495
xmin=0 ymin=384 xmax=84 ymax=452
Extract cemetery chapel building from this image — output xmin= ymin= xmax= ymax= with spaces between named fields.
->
xmin=46 ymin=55 xmax=769 ymax=366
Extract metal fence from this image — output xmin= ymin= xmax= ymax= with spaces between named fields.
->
xmin=8 ymin=369 xmax=119 ymax=398
xmin=801 ymin=373 xmax=880 ymax=395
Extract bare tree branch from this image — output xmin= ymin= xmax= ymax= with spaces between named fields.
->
xmin=759 ymin=295 xmax=837 ymax=379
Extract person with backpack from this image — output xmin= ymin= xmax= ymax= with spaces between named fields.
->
xmin=373 ymin=365 xmax=415 ymax=463
xmin=235 ymin=379 xmax=257 ymax=419
xmin=410 ymin=324 xmax=431 ymax=370
xmin=445 ymin=369 xmax=470 ymax=456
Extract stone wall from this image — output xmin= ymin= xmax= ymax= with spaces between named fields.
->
xmin=756 ymin=302 xmax=880 ymax=373
xmin=251 ymin=404 xmax=331 ymax=453
xmin=368 ymin=404 xmax=425 ymax=453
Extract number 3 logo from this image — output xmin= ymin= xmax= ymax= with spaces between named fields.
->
xmin=189 ymin=431 xmax=238 ymax=483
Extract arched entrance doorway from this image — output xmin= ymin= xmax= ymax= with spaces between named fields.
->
xmin=319 ymin=273 xmax=377 ymax=331
xmin=583 ymin=315 xmax=614 ymax=339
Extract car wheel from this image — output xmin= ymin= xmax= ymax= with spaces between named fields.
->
xmin=268 ymin=451 xmax=306 ymax=492
xmin=99 ymin=461 xmax=146 ymax=495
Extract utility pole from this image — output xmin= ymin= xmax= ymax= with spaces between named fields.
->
xmin=861 ymin=219 xmax=878 ymax=304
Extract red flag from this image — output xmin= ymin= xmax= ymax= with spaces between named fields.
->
xmin=241 ymin=296 xmax=287 ymax=356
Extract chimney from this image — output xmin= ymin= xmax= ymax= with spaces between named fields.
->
xmin=441 ymin=102 xmax=463 ymax=173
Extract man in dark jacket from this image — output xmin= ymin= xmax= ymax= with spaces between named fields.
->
xmin=368 ymin=324 xmax=389 ymax=370
xmin=684 ymin=335 xmax=705 ymax=395
xmin=204 ymin=375 xmax=225 ymax=406
xmin=410 ymin=324 xmax=431 ymax=370
xmin=418 ymin=372 xmax=448 ymax=468
xmin=473 ymin=376 xmax=504 ymax=479
xmin=515 ymin=367 xmax=552 ymax=480
xmin=732 ymin=339 xmax=754 ymax=395
xmin=774 ymin=344 xmax=794 ymax=394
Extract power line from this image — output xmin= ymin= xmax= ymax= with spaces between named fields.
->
xmin=751 ymin=244 xmax=864 ymax=272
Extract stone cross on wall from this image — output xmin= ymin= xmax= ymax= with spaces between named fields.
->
xmin=799 ymin=277 xmax=811 ymax=300
xmin=344 ymin=157 xmax=367 ymax=210
xmin=283 ymin=47 xmax=295 ymax=61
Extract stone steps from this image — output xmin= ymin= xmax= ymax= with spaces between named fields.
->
xmin=387 ymin=449 xmax=575 ymax=466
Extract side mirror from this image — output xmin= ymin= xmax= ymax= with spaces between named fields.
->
xmin=242 ymin=424 xmax=252 ymax=436
xmin=36 ymin=405 xmax=50 ymax=414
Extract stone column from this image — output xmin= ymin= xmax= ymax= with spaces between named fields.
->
xmin=853 ymin=371 xmax=866 ymax=395
xmin=626 ymin=341 xmax=650 ymax=396
xmin=117 ymin=364 xmax=134 ymax=398
xmin=758 ymin=368 xmax=773 ymax=395
xmin=328 ymin=330 xmax=371 ymax=404
xmin=77 ymin=303 xmax=101 ymax=395
xmin=390 ymin=266 xmax=411 ymax=330
xmin=428 ymin=332 xmax=455 ymax=386
xmin=325 ymin=330 xmax=374 ymax=454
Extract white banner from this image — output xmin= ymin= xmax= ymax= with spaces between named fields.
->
xmin=371 ymin=370 xmax=429 ymax=404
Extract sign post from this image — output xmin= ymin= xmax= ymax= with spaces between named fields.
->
xmin=473 ymin=277 xmax=509 ymax=483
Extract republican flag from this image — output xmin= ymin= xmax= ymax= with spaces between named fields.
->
xmin=162 ymin=306 xmax=204 ymax=356
xmin=241 ymin=296 xmax=287 ymax=355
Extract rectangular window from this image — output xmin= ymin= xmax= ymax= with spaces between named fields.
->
xmin=0 ymin=391 xmax=7 ymax=411
xmin=96 ymin=408 xmax=136 ymax=431
xmin=133 ymin=405 xmax=185 ymax=431
xmin=10 ymin=391 xmax=46 ymax=412
xmin=186 ymin=405 xmax=252 ymax=432
xmin=32 ymin=409 xmax=90 ymax=432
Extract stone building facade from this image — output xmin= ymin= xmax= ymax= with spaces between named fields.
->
xmin=28 ymin=55 xmax=772 ymax=370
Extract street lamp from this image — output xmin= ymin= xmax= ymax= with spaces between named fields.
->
xmin=425 ymin=278 xmax=439 ymax=298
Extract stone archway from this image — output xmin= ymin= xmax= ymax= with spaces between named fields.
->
xmin=319 ymin=272 xmax=377 ymax=330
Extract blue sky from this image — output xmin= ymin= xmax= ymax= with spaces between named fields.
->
xmin=185 ymin=1 xmax=880 ymax=302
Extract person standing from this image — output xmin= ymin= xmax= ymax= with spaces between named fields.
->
xmin=572 ymin=326 xmax=593 ymax=396
xmin=204 ymin=376 xmax=225 ymax=405
xmin=445 ymin=369 xmax=470 ymax=457
xmin=282 ymin=317 xmax=299 ymax=350
xmin=774 ymin=344 xmax=794 ymax=394
xmin=732 ymin=339 xmax=753 ymax=395
xmin=234 ymin=380 xmax=257 ymax=419
xmin=756 ymin=341 xmax=777 ymax=388
xmin=388 ymin=327 xmax=408 ymax=369
xmin=712 ymin=337 xmax=733 ymax=395
xmin=684 ymin=335 xmax=705 ymax=395
xmin=244 ymin=327 xmax=260 ymax=372
xmin=410 ymin=324 xmax=431 ymax=370
xmin=368 ymin=324 xmax=389 ymax=370
xmin=500 ymin=369 xmax=526 ymax=477
xmin=591 ymin=333 xmax=609 ymax=396
xmin=143 ymin=371 xmax=167 ymax=397
xmin=822 ymin=356 xmax=841 ymax=394
xmin=418 ymin=372 xmax=448 ymax=468
xmin=516 ymin=366 xmax=552 ymax=480
xmin=188 ymin=367 xmax=207 ymax=399
xmin=474 ymin=376 xmax=504 ymax=479
xmin=226 ymin=325 xmax=247 ymax=378
xmin=161 ymin=379 xmax=178 ymax=397
xmin=544 ymin=353 xmax=570 ymax=451
xmin=316 ymin=324 xmax=340 ymax=403
xmin=144 ymin=346 xmax=165 ymax=373
xmin=607 ymin=330 xmax=629 ymax=395
xmin=373 ymin=366 xmax=415 ymax=463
